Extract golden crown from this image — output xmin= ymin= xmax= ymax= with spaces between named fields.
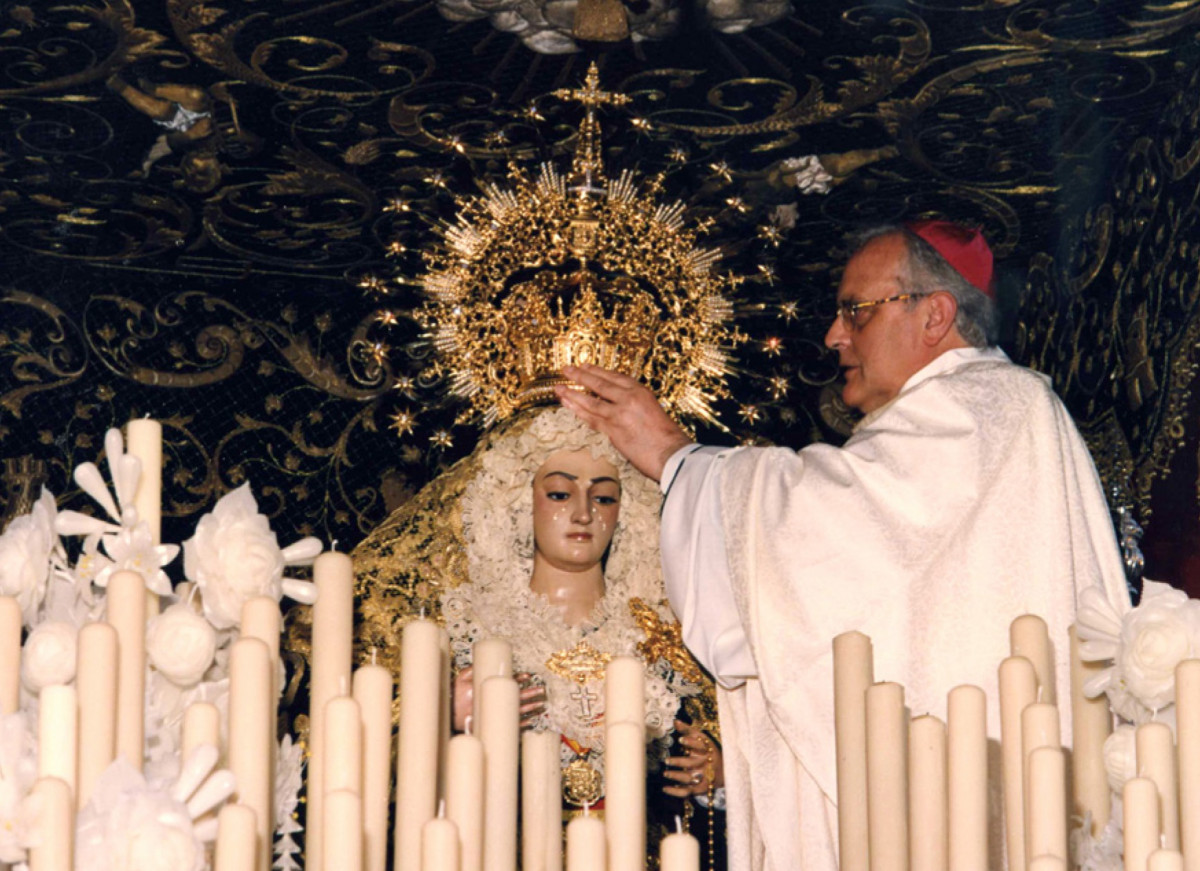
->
xmin=418 ymin=64 xmax=738 ymax=427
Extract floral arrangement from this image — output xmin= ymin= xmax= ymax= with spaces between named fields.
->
xmin=0 ymin=427 xmax=321 ymax=870
xmin=1074 ymin=577 xmax=1200 ymax=869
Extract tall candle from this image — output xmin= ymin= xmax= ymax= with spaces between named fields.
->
xmin=907 ymin=715 xmax=947 ymax=871
xmin=605 ymin=656 xmax=645 ymax=727
xmin=396 ymin=619 xmax=445 ymax=871
xmin=183 ymin=702 xmax=222 ymax=764
xmin=240 ymin=598 xmax=281 ymax=693
xmin=28 ymin=776 xmax=73 ymax=871
xmin=421 ymin=814 xmax=461 ymax=871
xmin=1010 ymin=614 xmax=1055 ymax=704
xmin=999 ymin=655 xmax=1036 ymax=871
xmin=1021 ymin=701 xmax=1061 ymax=865
xmin=1125 ymin=777 xmax=1161 ymax=871
xmin=480 ymin=675 xmax=520 ymax=871
xmin=660 ymin=828 xmax=700 ymax=871
xmin=866 ymin=682 xmax=908 ymax=871
xmin=354 ymin=664 xmax=394 ymax=871
xmin=522 ymin=730 xmax=563 ymax=871
xmin=106 ymin=569 xmax=146 ymax=771
xmin=1069 ymin=625 xmax=1112 ymax=834
xmin=606 ymin=720 xmax=647 ymax=871
xmin=1029 ymin=859 xmax=1067 ymax=871
xmin=1177 ymin=659 xmax=1200 ymax=871
xmin=947 ymin=685 xmax=987 ymax=871
xmin=325 ymin=695 xmax=363 ymax=795
xmin=1136 ymin=722 xmax=1178 ymax=850
xmin=834 ymin=631 xmax=874 ymax=871
xmin=1027 ymin=747 xmax=1067 ymax=863
xmin=446 ymin=733 xmax=485 ymax=871
xmin=0 ymin=596 xmax=20 ymax=715
xmin=75 ymin=622 xmax=118 ymax=808
xmin=308 ymin=551 xmax=355 ymax=871
xmin=126 ymin=418 xmax=162 ymax=546
xmin=228 ymin=637 xmax=273 ymax=871
xmin=472 ymin=637 xmax=512 ymax=733
xmin=566 ymin=812 xmax=605 ymax=871
xmin=37 ymin=685 xmax=77 ymax=798
xmin=324 ymin=788 xmax=364 ymax=871
xmin=214 ymin=803 xmax=258 ymax=871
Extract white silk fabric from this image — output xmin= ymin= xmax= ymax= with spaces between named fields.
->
xmin=661 ymin=347 xmax=1130 ymax=871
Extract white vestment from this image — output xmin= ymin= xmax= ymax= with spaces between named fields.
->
xmin=660 ymin=347 xmax=1130 ymax=871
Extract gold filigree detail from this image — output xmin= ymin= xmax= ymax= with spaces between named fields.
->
xmin=562 ymin=757 xmax=603 ymax=806
xmin=545 ymin=641 xmax=612 ymax=685
xmin=630 ymin=597 xmax=704 ymax=685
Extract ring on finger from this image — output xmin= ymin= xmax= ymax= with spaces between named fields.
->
xmin=691 ymin=771 xmax=702 ymax=784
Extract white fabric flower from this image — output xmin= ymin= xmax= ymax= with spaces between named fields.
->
xmin=274 ymin=735 xmax=305 ymax=871
xmin=0 ymin=491 xmax=59 ymax=624
xmin=183 ymin=484 xmax=321 ymax=630
xmin=20 ymin=621 xmax=77 ymax=693
xmin=1117 ymin=581 xmax=1200 ymax=711
xmin=781 ymin=155 xmax=833 ymax=195
xmin=1102 ymin=724 xmax=1138 ymax=795
xmin=75 ymin=759 xmax=208 ymax=871
xmin=147 ymin=604 xmax=217 ymax=688
xmin=0 ymin=712 xmax=38 ymax=863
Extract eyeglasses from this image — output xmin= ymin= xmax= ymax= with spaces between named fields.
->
xmin=835 ymin=293 xmax=929 ymax=330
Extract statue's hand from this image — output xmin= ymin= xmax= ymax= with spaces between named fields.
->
xmin=517 ymin=672 xmax=548 ymax=731
xmin=662 ymin=719 xmax=725 ymax=798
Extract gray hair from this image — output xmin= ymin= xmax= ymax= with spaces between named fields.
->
xmin=848 ymin=224 xmax=998 ymax=347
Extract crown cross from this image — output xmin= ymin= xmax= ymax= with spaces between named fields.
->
xmin=553 ymin=63 xmax=631 ymax=188
xmin=552 ymin=62 xmax=631 ymax=113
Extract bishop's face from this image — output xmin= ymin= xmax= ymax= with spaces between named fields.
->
xmin=532 ymin=450 xmax=621 ymax=574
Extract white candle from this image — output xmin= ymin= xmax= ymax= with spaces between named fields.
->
xmin=834 ymin=631 xmax=874 ymax=871
xmin=37 ymin=685 xmax=77 ymax=798
xmin=106 ymin=569 xmax=146 ymax=771
xmin=480 ymin=675 xmax=520 ymax=871
xmin=354 ymin=664 xmax=394 ymax=871
xmin=472 ymin=637 xmax=512 ymax=734
xmin=28 ymin=776 xmax=73 ymax=871
xmin=421 ymin=814 xmax=461 ymax=871
xmin=1010 ymin=614 xmax=1055 ymax=704
xmin=240 ymin=598 xmax=281 ymax=691
xmin=1136 ymin=721 xmax=1178 ymax=850
xmin=0 ymin=595 xmax=20 ymax=715
xmin=522 ymin=730 xmax=562 ymax=871
xmin=396 ymin=619 xmax=446 ymax=871
xmin=606 ymin=719 xmax=646 ymax=871
xmin=998 ymin=655 xmax=1036 ymax=871
xmin=866 ymin=682 xmax=908 ymax=871
xmin=566 ymin=812 xmax=605 ymax=871
xmin=325 ymin=695 xmax=364 ymax=795
xmin=1069 ymin=625 xmax=1112 ymax=835
xmin=228 ymin=637 xmax=273 ymax=871
xmin=214 ymin=803 xmax=258 ymax=871
xmin=126 ymin=418 xmax=162 ymax=545
xmin=907 ymin=715 xmax=947 ymax=871
xmin=1149 ymin=852 xmax=1185 ymax=871
xmin=1177 ymin=659 xmax=1200 ymax=871
xmin=309 ymin=550 xmax=355 ymax=871
xmin=183 ymin=701 xmax=222 ymax=764
xmin=1022 ymin=701 xmax=1061 ymax=865
xmin=947 ymin=685 xmax=987 ymax=871
xmin=1028 ymin=858 xmax=1067 ymax=871
xmin=660 ymin=828 xmax=700 ymax=871
xmin=1027 ymin=746 xmax=1067 ymax=863
xmin=324 ymin=788 xmax=364 ymax=871
xmin=605 ymin=655 xmax=644 ymax=727
xmin=75 ymin=622 xmax=118 ymax=808
xmin=446 ymin=733 xmax=485 ymax=871
xmin=1125 ymin=777 xmax=1161 ymax=871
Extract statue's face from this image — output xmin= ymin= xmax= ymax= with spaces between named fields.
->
xmin=532 ymin=449 xmax=621 ymax=573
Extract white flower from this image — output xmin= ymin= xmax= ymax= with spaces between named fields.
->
xmin=769 ymin=203 xmax=798 ymax=231
xmin=1117 ymin=581 xmax=1200 ymax=712
xmin=1102 ymin=724 xmax=1138 ymax=795
xmin=183 ymin=484 xmax=321 ymax=629
xmin=781 ymin=155 xmax=833 ymax=195
xmin=94 ymin=523 xmax=178 ymax=596
xmin=0 ymin=491 xmax=59 ymax=624
xmin=147 ymin=604 xmax=217 ymax=688
xmin=0 ymin=712 xmax=38 ymax=863
xmin=20 ymin=621 xmax=77 ymax=694
xmin=75 ymin=759 xmax=209 ymax=871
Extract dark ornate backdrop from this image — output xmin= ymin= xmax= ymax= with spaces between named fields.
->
xmin=2 ymin=0 xmax=1200 ymax=596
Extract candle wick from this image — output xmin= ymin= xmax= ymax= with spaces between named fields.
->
xmin=583 ymin=801 xmax=590 ymax=817
xmin=332 ymin=539 xmax=340 ymax=552
xmin=371 ymin=647 xmax=378 ymax=665
xmin=420 ymin=607 xmax=427 ymax=620
xmin=464 ymin=715 xmax=473 ymax=736
xmin=674 ymin=814 xmax=682 ymax=835
xmin=438 ymin=798 xmax=446 ymax=819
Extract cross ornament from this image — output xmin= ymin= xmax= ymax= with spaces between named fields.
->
xmin=570 ymin=684 xmax=600 ymax=718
